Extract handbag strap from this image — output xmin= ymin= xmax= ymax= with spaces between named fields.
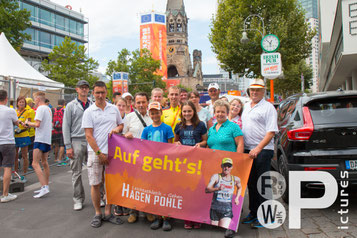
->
xmin=134 ymin=110 xmax=147 ymax=128
xmin=17 ymin=109 xmax=26 ymax=119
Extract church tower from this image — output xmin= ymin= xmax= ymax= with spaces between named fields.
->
xmin=166 ymin=0 xmax=191 ymax=78
xmin=165 ymin=0 xmax=203 ymax=89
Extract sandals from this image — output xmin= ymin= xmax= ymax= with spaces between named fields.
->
xmin=193 ymin=222 xmax=201 ymax=229
xmin=184 ymin=221 xmax=201 ymax=229
xmin=184 ymin=221 xmax=193 ymax=229
xmin=90 ymin=215 xmax=102 ymax=228
xmin=103 ymin=214 xmax=124 ymax=225
xmin=114 ymin=206 xmax=123 ymax=216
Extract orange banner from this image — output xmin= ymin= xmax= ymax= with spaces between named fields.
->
xmin=106 ymin=135 xmax=253 ymax=231
xmin=140 ymin=21 xmax=167 ymax=80
xmin=228 ymin=90 xmax=241 ymax=96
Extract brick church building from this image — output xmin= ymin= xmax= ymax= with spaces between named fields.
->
xmin=166 ymin=0 xmax=203 ymax=89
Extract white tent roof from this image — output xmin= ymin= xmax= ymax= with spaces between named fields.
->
xmin=0 ymin=33 xmax=64 ymax=89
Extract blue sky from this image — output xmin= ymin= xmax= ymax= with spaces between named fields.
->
xmin=51 ymin=0 xmax=220 ymax=75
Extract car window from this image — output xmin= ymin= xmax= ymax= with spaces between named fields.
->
xmin=307 ymin=97 xmax=357 ymax=124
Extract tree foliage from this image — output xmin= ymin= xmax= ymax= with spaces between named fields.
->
xmin=269 ymin=60 xmax=312 ymax=98
xmin=106 ymin=48 xmax=166 ymax=96
xmin=42 ymin=37 xmax=99 ymax=88
xmin=0 ymin=0 xmax=31 ymax=50
xmin=210 ymin=0 xmax=315 ymax=95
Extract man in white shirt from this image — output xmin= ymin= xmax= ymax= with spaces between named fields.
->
xmin=82 ymin=81 xmax=124 ymax=228
xmin=0 ymin=90 xmax=22 ymax=203
xmin=241 ymin=79 xmax=278 ymax=229
xmin=122 ymin=92 xmax=153 ymax=223
xmin=26 ymin=91 xmax=53 ymax=199
xmin=207 ymin=83 xmax=220 ymax=123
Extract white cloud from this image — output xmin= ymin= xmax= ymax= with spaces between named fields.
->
xmin=202 ymin=55 xmax=220 ymax=74
xmin=51 ymin=0 xmax=216 ymax=53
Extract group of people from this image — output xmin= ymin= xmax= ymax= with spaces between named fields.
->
xmin=0 ymin=78 xmax=278 ymax=238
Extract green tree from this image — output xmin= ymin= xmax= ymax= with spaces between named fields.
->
xmin=106 ymin=48 xmax=166 ymax=96
xmin=42 ymin=37 xmax=99 ymax=88
xmin=0 ymin=0 xmax=31 ymax=50
xmin=210 ymin=0 xmax=315 ymax=84
xmin=269 ymin=60 xmax=312 ymax=98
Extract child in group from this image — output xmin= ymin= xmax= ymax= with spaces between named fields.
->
xmin=174 ymin=101 xmax=208 ymax=229
xmin=141 ymin=101 xmax=174 ymax=231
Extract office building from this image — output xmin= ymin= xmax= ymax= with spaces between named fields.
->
xmin=319 ymin=0 xmax=357 ymax=91
xmin=19 ymin=0 xmax=88 ymax=72
xmin=298 ymin=0 xmax=319 ymax=92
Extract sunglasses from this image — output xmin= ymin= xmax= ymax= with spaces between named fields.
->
xmin=222 ymin=163 xmax=232 ymax=168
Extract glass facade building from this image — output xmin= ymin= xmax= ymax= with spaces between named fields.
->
xmin=298 ymin=0 xmax=318 ymax=19
xmin=298 ymin=0 xmax=319 ymax=92
xmin=19 ymin=0 xmax=88 ymax=56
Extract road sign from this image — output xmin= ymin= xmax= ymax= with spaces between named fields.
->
xmin=261 ymin=53 xmax=282 ymax=79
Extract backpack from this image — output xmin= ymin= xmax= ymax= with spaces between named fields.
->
xmin=53 ymin=107 xmax=64 ymax=131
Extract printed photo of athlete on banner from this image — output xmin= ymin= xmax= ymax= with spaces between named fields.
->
xmin=106 ymin=135 xmax=253 ymax=231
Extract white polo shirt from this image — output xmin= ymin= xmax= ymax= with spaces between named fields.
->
xmin=122 ymin=110 xmax=153 ymax=139
xmin=82 ymin=102 xmax=122 ymax=154
xmin=241 ymin=98 xmax=278 ymax=150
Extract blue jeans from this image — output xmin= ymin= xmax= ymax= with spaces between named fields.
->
xmin=245 ymin=149 xmax=274 ymax=217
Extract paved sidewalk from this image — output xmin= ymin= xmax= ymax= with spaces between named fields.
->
xmin=0 ymin=162 xmax=356 ymax=238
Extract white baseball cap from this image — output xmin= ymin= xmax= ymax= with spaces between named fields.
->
xmin=208 ymin=83 xmax=220 ymax=90
xmin=122 ymin=92 xmax=133 ymax=99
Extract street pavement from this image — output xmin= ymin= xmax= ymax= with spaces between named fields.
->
xmin=1 ymin=155 xmax=356 ymax=238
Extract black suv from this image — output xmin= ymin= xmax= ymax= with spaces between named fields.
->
xmin=272 ymin=90 xmax=357 ymax=202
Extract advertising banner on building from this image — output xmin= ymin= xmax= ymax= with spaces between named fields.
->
xmin=140 ymin=13 xmax=167 ymax=80
xmin=112 ymin=72 xmax=128 ymax=94
xmin=106 ymin=135 xmax=253 ymax=231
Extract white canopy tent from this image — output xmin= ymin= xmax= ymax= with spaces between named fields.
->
xmin=0 ymin=33 xmax=64 ymax=89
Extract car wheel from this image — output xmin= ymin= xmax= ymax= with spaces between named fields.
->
xmin=278 ymin=154 xmax=289 ymax=204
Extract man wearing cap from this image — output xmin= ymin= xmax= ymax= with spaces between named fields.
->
xmin=162 ymin=86 xmax=181 ymax=136
xmin=207 ymin=83 xmax=221 ymax=123
xmin=63 ymin=80 xmax=92 ymax=211
xmin=206 ymin=158 xmax=242 ymax=238
xmin=241 ymin=78 xmax=278 ymax=228
xmin=122 ymin=92 xmax=154 ymax=223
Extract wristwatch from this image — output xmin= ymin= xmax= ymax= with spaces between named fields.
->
xmin=96 ymin=150 xmax=101 ymax=155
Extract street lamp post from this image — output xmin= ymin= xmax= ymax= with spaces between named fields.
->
xmin=240 ymin=14 xmax=275 ymax=103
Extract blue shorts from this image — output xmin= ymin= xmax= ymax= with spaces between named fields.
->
xmin=34 ymin=142 xmax=51 ymax=153
xmin=15 ymin=137 xmax=31 ymax=148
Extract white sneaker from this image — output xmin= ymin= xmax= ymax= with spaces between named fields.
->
xmin=74 ymin=203 xmax=83 ymax=211
xmin=100 ymin=200 xmax=105 ymax=207
xmin=1 ymin=193 xmax=18 ymax=203
xmin=33 ymin=187 xmax=49 ymax=198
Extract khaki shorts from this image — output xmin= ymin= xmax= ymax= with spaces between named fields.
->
xmin=87 ymin=151 xmax=105 ymax=186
